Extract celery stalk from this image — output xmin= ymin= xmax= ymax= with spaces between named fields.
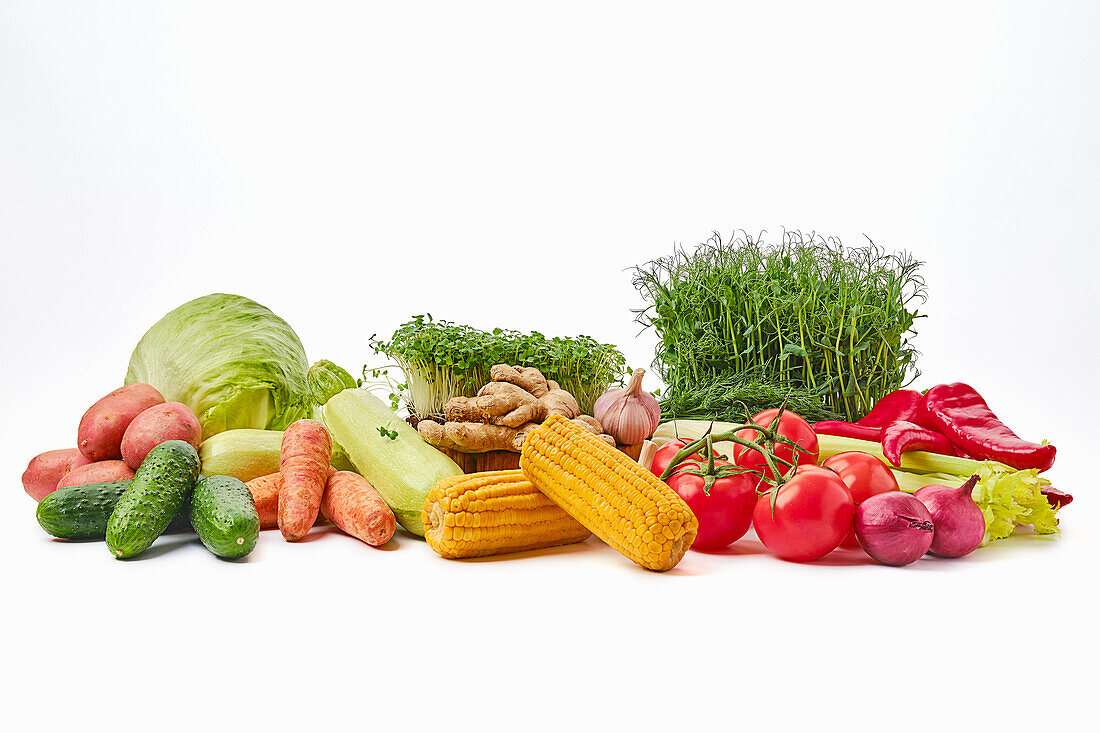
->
xmin=890 ymin=470 xmax=965 ymax=494
xmin=816 ymin=434 xmax=989 ymax=475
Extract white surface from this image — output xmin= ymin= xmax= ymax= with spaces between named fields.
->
xmin=2 ymin=1 xmax=1097 ymax=730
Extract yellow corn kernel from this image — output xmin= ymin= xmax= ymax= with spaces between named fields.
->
xmin=422 ymin=469 xmax=591 ymax=559
xmin=520 ymin=415 xmax=698 ymax=571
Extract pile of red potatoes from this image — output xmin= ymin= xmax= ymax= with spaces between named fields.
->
xmin=22 ymin=384 xmax=202 ymax=501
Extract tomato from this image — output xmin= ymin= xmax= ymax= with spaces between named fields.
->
xmin=651 ymin=439 xmax=723 ymax=478
xmin=822 ymin=451 xmax=901 ymax=548
xmin=666 ymin=462 xmax=758 ymax=550
xmin=650 ymin=440 xmax=693 ymax=478
xmin=734 ymin=408 xmax=819 ymax=479
xmin=752 ymin=465 xmax=854 ymax=561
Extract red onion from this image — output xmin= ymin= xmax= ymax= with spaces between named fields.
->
xmin=914 ymin=475 xmax=985 ymax=558
xmin=854 ymin=492 xmax=934 ymax=566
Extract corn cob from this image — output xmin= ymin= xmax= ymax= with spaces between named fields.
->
xmin=422 ymin=469 xmax=591 ymax=559
xmin=520 ymin=415 xmax=698 ymax=571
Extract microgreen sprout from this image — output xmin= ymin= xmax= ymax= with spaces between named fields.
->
xmin=370 ymin=315 xmax=628 ymax=418
xmin=632 ymin=229 xmax=925 ymax=421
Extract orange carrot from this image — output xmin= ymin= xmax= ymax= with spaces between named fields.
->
xmin=249 ymin=466 xmax=338 ymax=530
xmin=246 ymin=472 xmax=282 ymax=529
xmin=277 ymin=419 xmax=332 ymax=541
xmin=320 ymin=471 xmax=396 ymax=546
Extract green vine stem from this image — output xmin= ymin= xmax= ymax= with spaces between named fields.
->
xmin=657 ymin=407 xmax=817 ymax=508
xmin=669 ymin=434 xmax=759 ymax=496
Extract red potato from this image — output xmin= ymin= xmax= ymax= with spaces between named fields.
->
xmin=56 ymin=460 xmax=135 ymax=490
xmin=22 ymin=448 xmax=93 ymax=501
xmin=121 ymin=402 xmax=201 ymax=469
xmin=277 ymin=419 xmax=332 ymax=541
xmin=78 ymin=383 xmax=165 ymax=461
xmin=321 ymin=471 xmax=396 ymax=547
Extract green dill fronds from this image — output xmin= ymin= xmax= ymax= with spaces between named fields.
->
xmin=659 ymin=367 xmax=844 ymax=423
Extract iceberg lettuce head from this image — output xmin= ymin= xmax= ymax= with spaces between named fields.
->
xmin=125 ymin=293 xmax=311 ymax=439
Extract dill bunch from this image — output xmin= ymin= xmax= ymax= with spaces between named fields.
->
xmin=633 ymin=230 xmax=926 ymax=421
xmin=659 ymin=368 xmax=844 ymax=423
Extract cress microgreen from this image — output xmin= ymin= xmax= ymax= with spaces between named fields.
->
xmin=370 ymin=316 xmax=628 ymax=419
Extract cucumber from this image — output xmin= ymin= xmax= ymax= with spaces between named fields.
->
xmin=106 ymin=440 xmax=200 ymax=558
xmin=36 ymin=481 xmax=192 ymax=540
xmin=190 ymin=475 xmax=259 ymax=559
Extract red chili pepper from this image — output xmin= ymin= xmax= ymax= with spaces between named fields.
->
xmin=857 ymin=389 xmax=925 ymax=428
xmin=812 ymin=421 xmax=883 ymax=442
xmin=918 ymin=383 xmax=1056 ymax=471
xmin=1041 ymin=486 xmax=1072 ymax=509
xmin=881 ymin=420 xmax=956 ymax=466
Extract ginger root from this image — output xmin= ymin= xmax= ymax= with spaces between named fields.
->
xmin=419 ymin=364 xmax=613 ymax=453
xmin=541 ymin=387 xmax=580 ymax=419
xmin=571 ymin=414 xmax=604 ymax=434
xmin=444 ymin=382 xmax=544 ymax=428
xmin=570 ymin=415 xmax=614 ymax=446
xmin=490 ymin=364 xmax=549 ymax=398
xmin=418 ymin=419 xmax=537 ymax=453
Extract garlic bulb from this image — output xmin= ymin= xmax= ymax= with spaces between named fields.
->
xmin=593 ymin=369 xmax=661 ymax=445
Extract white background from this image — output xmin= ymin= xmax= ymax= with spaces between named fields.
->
xmin=2 ymin=1 xmax=1097 ymax=730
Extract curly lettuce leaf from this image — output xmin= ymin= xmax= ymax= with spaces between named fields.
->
xmin=971 ymin=463 xmax=1060 ymax=545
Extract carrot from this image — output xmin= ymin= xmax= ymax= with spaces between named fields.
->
xmin=321 ymin=471 xmax=397 ymax=546
xmin=250 ymin=466 xmax=338 ymax=530
xmin=246 ymin=472 xmax=283 ymax=529
xmin=277 ymin=419 xmax=332 ymax=541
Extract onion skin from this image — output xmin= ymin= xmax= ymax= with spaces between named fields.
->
xmin=854 ymin=492 xmax=935 ymax=566
xmin=914 ymin=476 xmax=985 ymax=558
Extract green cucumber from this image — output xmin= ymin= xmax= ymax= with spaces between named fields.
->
xmin=106 ymin=440 xmax=200 ymax=558
xmin=190 ymin=475 xmax=259 ymax=559
xmin=36 ymin=480 xmax=191 ymax=540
